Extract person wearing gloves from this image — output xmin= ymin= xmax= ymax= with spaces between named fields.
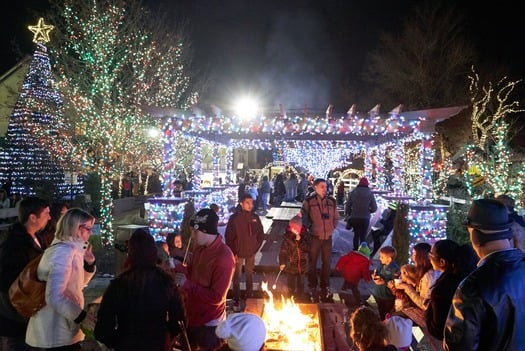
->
xmin=278 ymin=214 xmax=310 ymax=301
xmin=173 ymin=208 xmax=235 ymax=351
xmin=25 ymin=208 xmax=96 ymax=350
xmin=214 ymin=312 xmax=266 ymax=351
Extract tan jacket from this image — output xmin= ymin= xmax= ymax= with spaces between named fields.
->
xmin=301 ymin=195 xmax=339 ymax=240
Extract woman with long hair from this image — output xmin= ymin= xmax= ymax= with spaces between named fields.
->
xmin=350 ymin=306 xmax=397 ymax=351
xmin=25 ymin=208 xmax=96 ymax=350
xmin=395 ymin=242 xmax=441 ymax=310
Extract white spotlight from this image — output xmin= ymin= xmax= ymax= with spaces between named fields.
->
xmin=234 ymin=96 xmax=259 ymax=119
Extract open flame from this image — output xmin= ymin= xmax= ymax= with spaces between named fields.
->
xmin=260 ymin=281 xmax=321 ymax=351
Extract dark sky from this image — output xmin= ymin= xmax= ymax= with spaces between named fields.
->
xmin=2 ymin=0 xmax=524 ymax=113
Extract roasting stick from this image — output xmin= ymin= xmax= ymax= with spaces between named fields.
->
xmin=272 ymin=268 xmax=284 ymax=289
xmin=178 ymin=320 xmax=192 ymax=351
xmin=182 ymin=236 xmax=192 ymax=267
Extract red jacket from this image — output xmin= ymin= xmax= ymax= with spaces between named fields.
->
xmin=335 ymin=251 xmax=371 ymax=285
xmin=179 ymin=235 xmax=235 ymax=327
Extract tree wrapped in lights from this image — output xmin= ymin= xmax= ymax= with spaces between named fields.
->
xmin=465 ymin=71 xmax=525 ymax=202
xmin=468 ymin=70 xmax=524 ymax=150
xmin=0 ymin=19 xmax=78 ymax=199
xmin=48 ymin=0 xmax=198 ymax=244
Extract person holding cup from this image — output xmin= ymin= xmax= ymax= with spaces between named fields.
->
xmin=394 ymin=243 xmax=441 ymax=310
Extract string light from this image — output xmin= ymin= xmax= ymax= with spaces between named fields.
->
xmin=50 ymin=1 xmax=197 ymax=244
xmin=0 ymin=39 xmax=81 ymax=198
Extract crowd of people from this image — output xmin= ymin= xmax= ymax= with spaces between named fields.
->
xmin=1 ymin=186 xmax=525 ymax=351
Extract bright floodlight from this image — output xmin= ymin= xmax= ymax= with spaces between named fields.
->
xmin=146 ymin=127 xmax=161 ymax=138
xmin=234 ymin=96 xmax=259 ymax=119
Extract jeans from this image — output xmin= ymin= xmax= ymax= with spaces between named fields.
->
xmin=349 ymin=217 xmax=370 ymax=250
xmin=261 ymin=192 xmax=270 ymax=212
xmin=232 ymin=255 xmax=255 ymax=300
xmin=307 ymin=236 xmax=332 ymax=291
xmin=342 ymin=280 xmax=362 ymax=304
xmin=285 ymin=273 xmax=305 ymax=298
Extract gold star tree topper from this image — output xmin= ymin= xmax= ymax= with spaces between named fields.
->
xmin=28 ymin=18 xmax=54 ymax=44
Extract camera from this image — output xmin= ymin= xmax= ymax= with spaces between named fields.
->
xmin=321 ymin=213 xmax=330 ymax=219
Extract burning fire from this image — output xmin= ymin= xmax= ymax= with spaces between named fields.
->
xmin=260 ymin=281 xmax=321 ymax=351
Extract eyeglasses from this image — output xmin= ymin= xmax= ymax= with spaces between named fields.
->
xmin=79 ymin=224 xmax=93 ymax=232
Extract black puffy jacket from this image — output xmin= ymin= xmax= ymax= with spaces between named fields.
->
xmin=278 ymin=230 xmax=309 ymax=275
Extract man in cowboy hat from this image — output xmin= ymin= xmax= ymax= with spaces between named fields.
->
xmin=443 ymin=198 xmax=525 ymax=351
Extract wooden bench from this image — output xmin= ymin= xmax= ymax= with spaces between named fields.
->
xmin=401 ymin=307 xmax=443 ymax=351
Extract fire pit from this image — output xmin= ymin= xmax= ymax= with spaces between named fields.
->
xmin=244 ymin=283 xmax=351 ymax=351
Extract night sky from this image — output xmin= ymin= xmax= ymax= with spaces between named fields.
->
xmin=2 ymin=0 xmax=524 ymax=113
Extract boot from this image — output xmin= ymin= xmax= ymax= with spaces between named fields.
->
xmin=320 ymin=288 xmax=334 ymax=303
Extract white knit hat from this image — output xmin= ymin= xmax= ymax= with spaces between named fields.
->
xmin=384 ymin=315 xmax=412 ymax=348
xmin=215 ymin=313 xmax=266 ymax=351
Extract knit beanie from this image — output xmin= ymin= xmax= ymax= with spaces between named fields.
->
xmin=358 ymin=177 xmax=369 ymax=187
xmin=358 ymin=242 xmax=371 ymax=258
xmin=215 ymin=313 xmax=266 ymax=351
xmin=190 ymin=208 xmax=219 ymax=235
xmin=288 ymin=214 xmax=303 ymax=232
xmin=385 ymin=315 xmax=413 ymax=348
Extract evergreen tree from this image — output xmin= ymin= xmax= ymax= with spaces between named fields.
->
xmin=0 ymin=19 xmax=77 ymax=200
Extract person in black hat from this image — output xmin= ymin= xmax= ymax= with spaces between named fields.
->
xmin=172 ymin=208 xmax=235 ymax=351
xmin=495 ymin=194 xmax=525 ymax=252
xmin=444 ymin=198 xmax=525 ymax=351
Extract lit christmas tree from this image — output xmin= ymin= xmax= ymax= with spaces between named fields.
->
xmin=0 ymin=18 xmax=78 ymax=199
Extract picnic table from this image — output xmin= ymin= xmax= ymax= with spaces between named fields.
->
xmin=278 ymin=201 xmax=302 ymax=208
xmin=265 ymin=207 xmax=300 ymax=222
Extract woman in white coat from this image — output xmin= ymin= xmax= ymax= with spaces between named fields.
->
xmin=26 ymin=208 xmax=96 ymax=350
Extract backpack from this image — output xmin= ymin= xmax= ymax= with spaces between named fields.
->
xmin=9 ymin=253 xmax=46 ymax=318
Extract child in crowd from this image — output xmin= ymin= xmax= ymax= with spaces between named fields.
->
xmin=350 ymin=306 xmax=397 ymax=351
xmin=278 ymin=214 xmax=309 ymax=301
xmin=335 ymin=242 xmax=372 ymax=305
xmin=384 ymin=315 xmax=413 ymax=351
xmin=166 ymin=231 xmax=187 ymax=263
xmin=371 ymin=246 xmax=400 ymax=320
xmin=215 ymin=313 xmax=266 ymax=351
xmin=391 ymin=264 xmax=417 ymax=311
